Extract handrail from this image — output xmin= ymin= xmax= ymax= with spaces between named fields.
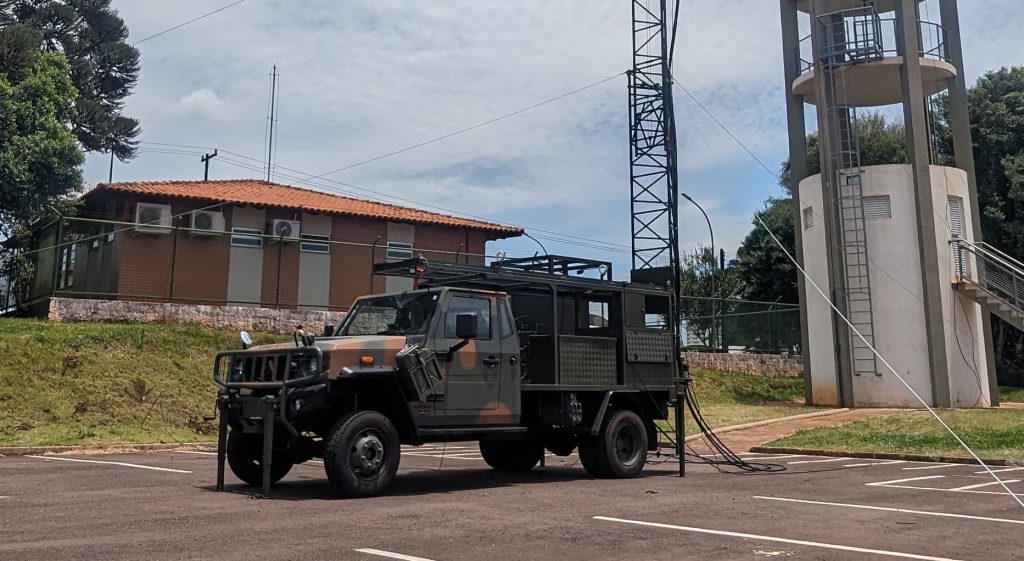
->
xmin=953 ymin=237 xmax=1024 ymax=277
xmin=952 ymin=238 xmax=1024 ymax=317
xmin=796 ymin=18 xmax=950 ymax=76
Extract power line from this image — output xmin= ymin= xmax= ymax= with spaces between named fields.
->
xmin=132 ymin=0 xmax=250 ymax=46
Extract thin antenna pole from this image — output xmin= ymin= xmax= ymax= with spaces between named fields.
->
xmin=266 ymin=65 xmax=278 ymax=182
xmin=108 ymin=151 xmax=114 ymax=183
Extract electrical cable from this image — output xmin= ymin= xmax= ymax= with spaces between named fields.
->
xmin=132 ymin=0 xmax=250 ymax=46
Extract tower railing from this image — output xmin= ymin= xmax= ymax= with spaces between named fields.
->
xmin=953 ymin=237 xmax=1024 ymax=315
xmin=797 ymin=18 xmax=951 ymax=74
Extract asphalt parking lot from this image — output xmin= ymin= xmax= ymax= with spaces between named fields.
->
xmin=2 ymin=445 xmax=1022 ymax=561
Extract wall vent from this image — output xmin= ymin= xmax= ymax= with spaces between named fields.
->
xmin=863 ymin=195 xmax=891 ymax=219
xmin=803 ymin=207 xmax=814 ymax=230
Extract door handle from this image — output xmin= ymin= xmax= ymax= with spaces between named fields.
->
xmin=483 ymin=356 xmax=500 ymax=367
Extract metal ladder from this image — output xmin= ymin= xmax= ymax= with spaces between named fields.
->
xmin=817 ymin=6 xmax=884 ymax=376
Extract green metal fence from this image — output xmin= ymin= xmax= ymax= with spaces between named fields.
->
xmin=681 ymin=296 xmax=801 ymax=354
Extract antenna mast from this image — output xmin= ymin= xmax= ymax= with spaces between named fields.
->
xmin=266 ymin=65 xmax=279 ymax=182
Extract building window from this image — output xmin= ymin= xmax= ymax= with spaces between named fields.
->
xmin=803 ymin=207 xmax=814 ymax=230
xmin=231 ymin=227 xmax=263 ymax=248
xmin=386 ymin=241 xmax=414 ymax=262
xmin=300 ymin=233 xmax=331 ymax=254
xmin=864 ymin=195 xmax=892 ymax=219
xmin=58 ymin=243 xmax=77 ymax=289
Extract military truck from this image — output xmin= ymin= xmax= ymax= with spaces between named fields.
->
xmin=213 ymin=255 xmax=682 ymax=497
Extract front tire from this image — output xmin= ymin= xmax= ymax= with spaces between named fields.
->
xmin=324 ymin=411 xmax=401 ymax=498
xmin=226 ymin=428 xmax=293 ymax=487
xmin=578 ymin=409 xmax=647 ymax=478
xmin=479 ymin=439 xmax=543 ymax=472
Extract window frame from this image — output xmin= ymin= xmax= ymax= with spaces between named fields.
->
xmin=57 ymin=243 xmax=77 ymax=289
xmin=230 ymin=227 xmax=264 ymax=248
xmin=300 ymin=233 xmax=331 ymax=254
xmin=444 ymin=295 xmax=493 ymax=341
xmin=386 ymin=241 xmax=414 ymax=262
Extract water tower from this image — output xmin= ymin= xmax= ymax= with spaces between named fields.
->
xmin=780 ymin=0 xmax=997 ymax=408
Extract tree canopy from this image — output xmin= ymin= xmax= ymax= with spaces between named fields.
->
xmin=0 ymin=0 xmax=140 ymax=160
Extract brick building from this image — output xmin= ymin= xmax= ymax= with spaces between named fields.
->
xmin=24 ymin=179 xmax=522 ymax=313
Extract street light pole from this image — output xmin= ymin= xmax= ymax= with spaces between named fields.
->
xmin=682 ymin=192 xmax=717 ymax=350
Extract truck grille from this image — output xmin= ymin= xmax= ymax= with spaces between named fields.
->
xmin=214 ymin=348 xmax=322 ymax=388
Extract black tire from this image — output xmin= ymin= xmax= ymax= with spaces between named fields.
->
xmin=324 ymin=411 xmax=401 ymax=498
xmin=479 ymin=439 xmax=543 ymax=472
xmin=579 ymin=409 xmax=647 ymax=478
xmin=226 ymin=428 xmax=293 ymax=487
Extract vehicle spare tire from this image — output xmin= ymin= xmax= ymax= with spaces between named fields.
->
xmin=578 ymin=409 xmax=647 ymax=478
xmin=324 ymin=411 xmax=401 ymax=498
xmin=479 ymin=438 xmax=543 ymax=472
xmin=226 ymin=428 xmax=293 ymax=487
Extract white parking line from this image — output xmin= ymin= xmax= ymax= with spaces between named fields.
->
xmin=866 ymin=475 xmax=947 ymax=487
xmin=355 ymin=548 xmax=436 ymax=561
xmin=975 ymin=467 xmax=1024 ymax=474
xmin=949 ymin=479 xmax=1021 ymax=491
xmin=593 ymin=516 xmax=964 ymax=561
xmin=787 ymin=457 xmax=852 ymax=465
xmin=0 ymin=496 xmax=9 ymax=499
xmin=25 ymin=455 xmax=191 ymax=474
xmin=740 ymin=454 xmax=808 ymax=460
xmin=843 ymin=460 xmax=906 ymax=468
xmin=903 ymin=463 xmax=960 ymax=471
xmin=754 ymin=496 xmax=1024 ymax=526
xmin=178 ymin=451 xmax=217 ymax=456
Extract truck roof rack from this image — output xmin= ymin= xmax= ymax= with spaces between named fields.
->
xmin=373 ymin=256 xmax=669 ymax=295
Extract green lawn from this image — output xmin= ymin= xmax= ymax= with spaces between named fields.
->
xmin=0 ymin=319 xmax=286 ymax=447
xmin=1001 ymin=386 xmax=1024 ymax=403
xmin=673 ymin=369 xmax=825 ymax=436
xmin=767 ymin=409 xmax=1024 ymax=460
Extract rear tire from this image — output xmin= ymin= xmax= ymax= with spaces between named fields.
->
xmin=479 ymin=439 xmax=543 ymax=472
xmin=226 ymin=428 xmax=293 ymax=487
xmin=579 ymin=409 xmax=647 ymax=478
xmin=324 ymin=411 xmax=401 ymax=498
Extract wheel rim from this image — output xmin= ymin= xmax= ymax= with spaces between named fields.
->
xmin=614 ymin=423 xmax=642 ymax=467
xmin=350 ymin=429 xmax=386 ymax=479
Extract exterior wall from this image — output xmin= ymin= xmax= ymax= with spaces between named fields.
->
xmin=227 ymin=206 xmax=265 ymax=306
xmin=297 ymin=212 xmax=331 ymax=310
xmin=46 ymin=297 xmax=345 ymax=334
xmin=329 ymin=215 xmax=388 ymax=310
xmin=799 ymin=164 xmax=989 ymax=408
xmin=684 ymin=352 xmax=803 ymax=378
xmin=260 ymin=208 xmax=302 ymax=309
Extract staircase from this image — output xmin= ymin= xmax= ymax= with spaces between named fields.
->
xmin=953 ymin=238 xmax=1024 ymax=331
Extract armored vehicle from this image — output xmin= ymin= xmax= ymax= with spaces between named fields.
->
xmin=213 ymin=256 xmax=682 ymax=497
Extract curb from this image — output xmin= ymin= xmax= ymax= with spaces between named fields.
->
xmin=682 ymin=407 xmax=852 ymax=443
xmin=0 ymin=442 xmax=216 ymax=457
xmin=749 ymin=446 xmax=1023 ymax=466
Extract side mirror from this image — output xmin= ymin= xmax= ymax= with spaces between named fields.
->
xmin=240 ymin=330 xmax=253 ymax=349
xmin=455 ymin=313 xmax=478 ymax=340
xmin=323 ymin=324 xmax=335 ymax=337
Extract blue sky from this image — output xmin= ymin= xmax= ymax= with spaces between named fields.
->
xmin=86 ymin=0 xmax=1024 ymax=277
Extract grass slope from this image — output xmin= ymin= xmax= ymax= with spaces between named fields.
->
xmin=680 ymin=369 xmax=824 ymax=435
xmin=0 ymin=319 xmax=823 ymax=447
xmin=1001 ymin=386 xmax=1024 ymax=403
xmin=768 ymin=409 xmax=1024 ymax=460
xmin=0 ymin=319 xmax=284 ymax=447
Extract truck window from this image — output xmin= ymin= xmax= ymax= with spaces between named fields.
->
xmin=445 ymin=296 xmax=491 ymax=340
xmin=340 ymin=292 xmax=439 ymax=336
xmin=498 ymin=299 xmax=515 ymax=339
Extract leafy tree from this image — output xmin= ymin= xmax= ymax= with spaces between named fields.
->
xmin=0 ymin=51 xmax=84 ymax=302
xmin=0 ymin=0 xmax=140 ymax=160
xmin=962 ymin=67 xmax=1024 ymax=384
xmin=679 ymin=245 xmax=743 ymax=348
xmin=734 ymin=197 xmax=798 ymax=305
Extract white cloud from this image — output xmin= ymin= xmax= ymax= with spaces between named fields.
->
xmin=174 ymin=88 xmax=228 ymax=119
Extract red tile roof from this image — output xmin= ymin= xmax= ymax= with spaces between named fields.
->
xmin=88 ymin=179 xmax=523 ymax=237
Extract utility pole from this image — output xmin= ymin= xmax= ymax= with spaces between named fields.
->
xmin=108 ymin=151 xmax=114 ymax=183
xmin=266 ymin=65 xmax=279 ymax=182
xmin=201 ymin=149 xmax=218 ymax=180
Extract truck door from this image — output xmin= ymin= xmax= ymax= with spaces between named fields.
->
xmin=438 ymin=294 xmax=502 ymax=418
xmin=496 ymin=296 xmax=522 ymax=423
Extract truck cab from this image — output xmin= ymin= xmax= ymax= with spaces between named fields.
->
xmin=213 ymin=256 xmax=681 ymax=498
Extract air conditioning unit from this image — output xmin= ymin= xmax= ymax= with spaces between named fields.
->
xmin=134 ymin=203 xmax=172 ymax=234
xmin=269 ymin=219 xmax=301 ymax=241
xmin=189 ymin=210 xmax=224 ymax=236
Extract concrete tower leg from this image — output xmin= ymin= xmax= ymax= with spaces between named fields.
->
xmin=940 ymin=0 xmax=999 ymax=406
xmin=897 ymin=0 xmax=951 ymax=407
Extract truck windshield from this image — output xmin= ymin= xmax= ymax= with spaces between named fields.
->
xmin=339 ymin=292 xmax=439 ymax=336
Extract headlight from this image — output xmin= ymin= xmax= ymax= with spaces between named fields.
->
xmin=308 ymin=360 xmax=318 ymax=374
